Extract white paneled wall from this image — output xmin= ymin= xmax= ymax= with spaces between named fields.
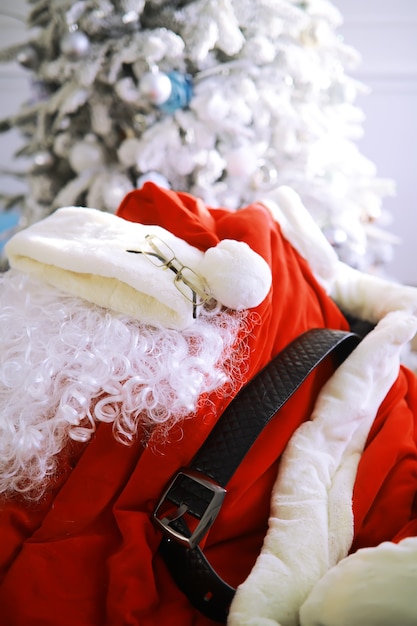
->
xmin=0 ymin=1 xmax=30 ymax=195
xmin=0 ymin=1 xmax=416 ymax=282
xmin=334 ymin=0 xmax=417 ymax=284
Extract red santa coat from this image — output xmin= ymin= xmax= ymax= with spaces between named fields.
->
xmin=0 ymin=183 xmax=416 ymax=626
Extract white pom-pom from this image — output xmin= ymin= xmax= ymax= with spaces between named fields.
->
xmin=200 ymin=239 xmax=272 ymax=310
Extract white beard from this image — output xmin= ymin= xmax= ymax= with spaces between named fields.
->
xmin=0 ymin=270 xmax=248 ymax=498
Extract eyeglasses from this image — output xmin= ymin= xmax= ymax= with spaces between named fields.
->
xmin=127 ymin=234 xmax=215 ymax=319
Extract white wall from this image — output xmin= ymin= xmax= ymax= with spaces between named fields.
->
xmin=334 ymin=0 xmax=417 ymax=285
xmin=1 ymin=1 xmax=416 ymax=283
xmin=0 ymin=1 xmax=30 ymax=196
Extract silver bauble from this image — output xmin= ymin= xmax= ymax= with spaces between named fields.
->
xmin=61 ymin=31 xmax=91 ymax=61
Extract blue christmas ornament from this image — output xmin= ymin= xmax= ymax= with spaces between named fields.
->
xmin=159 ymin=71 xmax=193 ymax=114
xmin=0 ymin=210 xmax=20 ymax=253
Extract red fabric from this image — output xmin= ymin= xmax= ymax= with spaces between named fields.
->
xmin=0 ymin=183 xmax=416 ymax=626
xmin=351 ymin=364 xmax=417 ymax=550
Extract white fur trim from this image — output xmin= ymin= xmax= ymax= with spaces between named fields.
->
xmin=300 ymin=537 xmax=417 ymax=626
xmin=228 ymin=311 xmax=417 ymax=626
xmin=5 ymin=207 xmax=271 ymax=330
xmin=262 ymin=186 xmax=417 ymax=326
xmin=332 ymin=261 xmax=417 ymax=322
xmin=5 ymin=207 xmax=204 ymax=330
xmin=261 ymin=186 xmax=339 ymax=292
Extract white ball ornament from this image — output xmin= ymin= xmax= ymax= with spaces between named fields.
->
xmin=61 ymin=30 xmax=91 ymax=61
xmin=31 ymin=150 xmax=55 ymax=171
xmin=322 ymin=225 xmax=348 ymax=247
xmin=69 ymin=136 xmax=105 ymax=174
xmin=102 ymin=173 xmax=134 ymax=213
xmin=136 ymin=171 xmax=170 ymax=189
xmin=226 ymin=147 xmax=259 ymax=178
xmin=140 ymin=71 xmax=172 ymax=106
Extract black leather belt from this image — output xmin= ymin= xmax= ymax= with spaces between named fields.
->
xmin=153 ymin=328 xmax=361 ymax=622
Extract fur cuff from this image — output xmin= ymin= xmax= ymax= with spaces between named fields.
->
xmin=300 ymin=537 xmax=417 ymax=626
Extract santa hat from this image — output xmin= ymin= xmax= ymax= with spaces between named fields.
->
xmin=5 ymin=190 xmax=271 ymax=330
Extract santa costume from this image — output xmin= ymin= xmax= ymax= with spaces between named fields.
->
xmin=0 ymin=181 xmax=416 ymax=625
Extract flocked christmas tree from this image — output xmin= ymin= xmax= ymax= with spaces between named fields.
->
xmin=0 ymin=0 xmax=396 ymax=270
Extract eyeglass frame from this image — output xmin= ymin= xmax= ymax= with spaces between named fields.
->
xmin=126 ymin=234 xmax=215 ymax=319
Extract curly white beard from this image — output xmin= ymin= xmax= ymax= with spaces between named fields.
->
xmin=0 ymin=270 xmax=248 ymax=498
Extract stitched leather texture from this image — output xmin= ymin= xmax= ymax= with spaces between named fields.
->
xmin=157 ymin=328 xmax=361 ymax=623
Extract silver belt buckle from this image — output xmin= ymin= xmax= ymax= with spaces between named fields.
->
xmin=153 ymin=468 xmax=226 ymax=550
